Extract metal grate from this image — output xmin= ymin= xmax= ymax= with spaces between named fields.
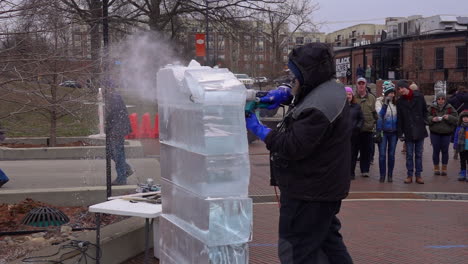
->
xmin=21 ymin=207 xmax=69 ymax=227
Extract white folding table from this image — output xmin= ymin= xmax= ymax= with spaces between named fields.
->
xmin=89 ymin=199 xmax=162 ymax=264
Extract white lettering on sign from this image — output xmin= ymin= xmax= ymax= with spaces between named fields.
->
xmin=335 ymin=57 xmax=350 ymax=77
xmin=353 ymin=40 xmax=371 ymax=47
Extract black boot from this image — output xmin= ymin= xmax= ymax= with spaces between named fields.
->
xmin=379 ymin=176 xmax=385 ymax=182
xmin=387 ymin=175 xmax=393 ymax=182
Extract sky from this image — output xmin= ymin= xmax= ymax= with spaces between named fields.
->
xmin=313 ymin=0 xmax=468 ymax=33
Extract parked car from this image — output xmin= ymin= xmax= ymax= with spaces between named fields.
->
xmin=234 ymin=74 xmax=254 ymax=88
xmin=59 ymin=80 xmax=82 ymax=88
xmin=254 ymin=77 xmax=268 ymax=83
xmin=273 ymin=75 xmax=293 ymax=86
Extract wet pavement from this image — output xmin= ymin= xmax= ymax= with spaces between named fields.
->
xmin=125 ymin=139 xmax=468 ymax=264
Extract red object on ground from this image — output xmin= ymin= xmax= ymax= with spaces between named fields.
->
xmin=139 ymin=113 xmax=153 ymax=139
xmin=153 ymin=114 xmax=159 ymax=138
xmin=126 ymin=113 xmax=139 ymax=139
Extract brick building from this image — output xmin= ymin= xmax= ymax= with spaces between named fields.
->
xmin=334 ymin=30 xmax=468 ymax=95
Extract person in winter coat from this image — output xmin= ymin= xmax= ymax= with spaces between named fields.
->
xmin=376 ymin=81 xmax=398 ymax=182
xmin=448 ymin=85 xmax=468 ymax=114
xmin=246 ymin=43 xmax=353 ymax=264
xmin=346 ymin=86 xmax=363 ymax=180
xmin=396 ymin=80 xmax=428 ymax=184
xmin=453 ymin=110 xmax=468 ymax=181
xmin=105 ymin=88 xmax=134 ymax=185
xmin=355 ymin=77 xmax=377 ymax=177
xmin=427 ymin=92 xmax=458 ymax=176
xmin=0 ymin=123 xmax=9 ymax=188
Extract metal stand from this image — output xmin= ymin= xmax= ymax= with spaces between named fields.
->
xmin=95 ymin=213 xmax=101 ymax=264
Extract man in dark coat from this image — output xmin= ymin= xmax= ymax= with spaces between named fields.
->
xmin=396 ymin=80 xmax=428 ymax=184
xmin=246 ymin=43 xmax=353 ymax=263
xmin=448 ymin=85 xmax=468 ymax=114
xmin=105 ymin=89 xmax=133 ymax=185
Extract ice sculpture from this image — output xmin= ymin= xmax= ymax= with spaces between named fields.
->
xmin=157 ymin=60 xmax=252 ymax=263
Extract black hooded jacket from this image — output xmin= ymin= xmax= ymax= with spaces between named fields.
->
xmin=264 ymin=43 xmax=351 ymax=201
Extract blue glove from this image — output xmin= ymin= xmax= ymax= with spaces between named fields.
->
xmin=258 ymin=84 xmax=292 ymax=110
xmin=246 ymin=112 xmax=271 ymax=141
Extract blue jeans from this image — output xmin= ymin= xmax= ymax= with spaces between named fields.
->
xmin=430 ymin=133 xmax=451 ymax=165
xmin=405 ymin=139 xmax=424 ymax=177
xmin=378 ymin=132 xmax=398 ymax=177
xmin=110 ymin=137 xmax=131 ymax=182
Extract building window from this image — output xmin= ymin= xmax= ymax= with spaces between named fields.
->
xmin=296 ymin=37 xmax=304 ymax=45
xmin=435 ymin=47 xmax=444 ymax=69
xmin=305 ymin=37 xmax=311 ymax=43
xmin=259 ymin=64 xmax=264 ymax=69
xmin=456 ymin=46 xmax=467 ymax=69
xmin=244 ymin=54 xmax=250 ymax=61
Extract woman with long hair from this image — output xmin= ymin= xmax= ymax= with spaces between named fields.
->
xmin=346 ymin=86 xmax=363 ymax=180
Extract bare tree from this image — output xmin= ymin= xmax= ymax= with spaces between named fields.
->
xmin=0 ymin=0 xmax=97 ymax=146
xmin=259 ymin=0 xmax=319 ymax=76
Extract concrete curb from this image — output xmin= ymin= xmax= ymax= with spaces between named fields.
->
xmin=0 ymin=137 xmax=144 ymax=160
xmin=0 ymin=186 xmax=138 ymax=206
xmin=10 ymin=217 xmax=153 ymax=264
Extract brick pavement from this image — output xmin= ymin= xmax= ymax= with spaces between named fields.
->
xmin=126 ymin=201 xmax=468 ymax=264
xmin=126 ymin=138 xmax=468 ymax=263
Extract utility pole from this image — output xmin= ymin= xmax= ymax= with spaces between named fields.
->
xmin=102 ymin=0 xmax=112 ymax=199
xmin=205 ymin=0 xmax=209 ymax=66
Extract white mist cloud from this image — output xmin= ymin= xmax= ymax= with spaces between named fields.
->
xmin=110 ymin=31 xmax=181 ymax=101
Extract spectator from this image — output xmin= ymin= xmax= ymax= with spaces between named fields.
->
xmin=448 ymin=85 xmax=468 ymax=113
xmin=365 ymin=65 xmax=372 ymax=83
xmin=427 ymin=92 xmax=458 ymax=176
xmin=409 ymin=82 xmax=419 ymax=91
xmin=448 ymin=85 xmax=468 ymax=160
xmin=346 ymin=67 xmax=352 ymax=85
xmin=356 ymin=64 xmax=365 ymax=78
xmin=454 ymin=110 xmax=468 ymax=181
xmin=346 ymin=86 xmax=363 ymax=180
xmin=245 ymin=43 xmax=353 ymax=263
xmin=396 ymin=80 xmax=428 ymax=184
xmin=376 ymin=81 xmax=398 ymax=182
xmin=105 ymin=89 xmax=134 ymax=185
xmin=355 ymin=77 xmax=377 ymax=177
xmin=0 ymin=123 xmax=9 ymax=188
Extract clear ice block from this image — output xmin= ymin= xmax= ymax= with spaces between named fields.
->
xmin=157 ymin=64 xmax=248 ymax=155
xmin=160 ymin=143 xmax=250 ymax=197
xmin=162 ymin=179 xmax=252 ymax=246
xmin=159 ymin=216 xmax=249 ymax=264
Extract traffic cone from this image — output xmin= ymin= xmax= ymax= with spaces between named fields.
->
xmin=153 ymin=114 xmax=159 ymax=139
xmin=126 ymin=113 xmax=139 ymax=139
xmin=139 ymin=112 xmax=152 ymax=139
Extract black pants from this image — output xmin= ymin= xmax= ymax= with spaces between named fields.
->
xmin=356 ymin=132 xmax=373 ymax=173
xmin=460 ymin=151 xmax=468 ymax=170
xmin=350 ymin=134 xmax=359 ymax=178
xmin=278 ymin=195 xmax=353 ymax=264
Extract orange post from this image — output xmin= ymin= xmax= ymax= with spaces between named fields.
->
xmin=139 ymin=112 xmax=152 ymax=139
xmin=153 ymin=114 xmax=159 ymax=139
xmin=126 ymin=113 xmax=139 ymax=139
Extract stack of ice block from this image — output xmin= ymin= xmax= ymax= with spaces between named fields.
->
xmin=157 ymin=60 xmax=252 ymax=264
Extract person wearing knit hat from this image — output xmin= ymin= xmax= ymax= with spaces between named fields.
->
xmin=246 ymin=43 xmax=353 ymax=263
xmin=427 ymin=91 xmax=458 ymax=176
xmin=375 ymin=81 xmax=398 ymax=182
xmin=453 ymin=110 xmax=468 ymax=181
xmin=396 ymin=79 xmax=428 ymax=184
xmin=346 ymin=86 xmax=363 ymax=180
